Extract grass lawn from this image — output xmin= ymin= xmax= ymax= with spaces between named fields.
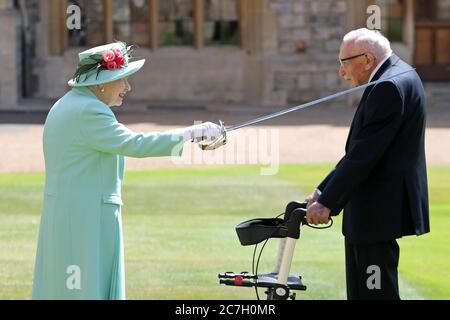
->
xmin=0 ymin=164 xmax=448 ymax=299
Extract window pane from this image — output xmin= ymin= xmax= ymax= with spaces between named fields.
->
xmin=159 ymin=0 xmax=194 ymax=46
xmin=437 ymin=0 xmax=450 ymax=20
xmin=68 ymin=0 xmax=105 ymax=47
xmin=204 ymin=0 xmax=239 ymax=46
xmin=386 ymin=17 xmax=403 ymax=42
xmin=113 ymin=0 xmax=149 ymax=46
xmin=415 ymin=0 xmax=434 ymax=20
xmin=377 ymin=0 xmax=404 ymax=42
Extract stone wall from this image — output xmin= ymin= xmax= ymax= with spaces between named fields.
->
xmin=34 ymin=46 xmax=247 ymax=104
xmin=266 ymin=0 xmax=348 ymax=105
xmin=15 ymin=0 xmax=356 ymax=108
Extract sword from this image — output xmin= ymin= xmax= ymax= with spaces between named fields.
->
xmin=197 ymin=69 xmax=415 ymax=150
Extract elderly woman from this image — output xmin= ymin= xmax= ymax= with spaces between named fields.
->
xmin=32 ymin=42 xmax=222 ymax=300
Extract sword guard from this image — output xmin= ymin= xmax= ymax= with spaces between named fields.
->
xmin=198 ymin=120 xmax=227 ymax=151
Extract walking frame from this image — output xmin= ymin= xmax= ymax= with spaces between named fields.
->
xmin=218 ymin=201 xmax=332 ymax=300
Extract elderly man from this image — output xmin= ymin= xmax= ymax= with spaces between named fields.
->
xmin=306 ymin=28 xmax=429 ymax=299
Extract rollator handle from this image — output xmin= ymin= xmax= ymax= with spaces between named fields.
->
xmin=284 ymin=201 xmax=307 ymax=221
xmin=285 ymin=201 xmax=333 ymax=228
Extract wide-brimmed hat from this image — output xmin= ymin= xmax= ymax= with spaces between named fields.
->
xmin=68 ymin=41 xmax=145 ymax=87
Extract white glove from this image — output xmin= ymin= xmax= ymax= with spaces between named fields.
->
xmin=183 ymin=122 xmax=223 ymax=142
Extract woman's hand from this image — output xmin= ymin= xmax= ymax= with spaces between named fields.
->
xmin=184 ymin=122 xmax=223 ymax=142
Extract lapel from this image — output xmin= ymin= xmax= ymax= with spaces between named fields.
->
xmin=371 ymin=54 xmax=400 ymax=82
xmin=359 ymin=54 xmax=399 ymax=104
xmin=345 ymin=55 xmax=400 ymax=152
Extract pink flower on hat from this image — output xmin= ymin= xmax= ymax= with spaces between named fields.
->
xmin=102 ymin=50 xmax=115 ymax=63
xmin=113 ymin=49 xmax=124 ymax=58
xmin=113 ymin=49 xmax=125 ymax=68
xmin=101 ymin=48 xmax=125 ymax=70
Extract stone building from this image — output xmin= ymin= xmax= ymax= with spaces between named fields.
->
xmin=0 ymin=0 xmax=449 ymax=110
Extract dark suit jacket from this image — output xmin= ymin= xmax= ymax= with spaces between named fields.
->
xmin=317 ymin=54 xmax=430 ymax=244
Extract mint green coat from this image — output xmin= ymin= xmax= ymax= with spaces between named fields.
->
xmin=32 ymin=87 xmax=184 ymax=300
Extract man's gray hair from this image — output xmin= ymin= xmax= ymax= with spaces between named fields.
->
xmin=343 ymin=28 xmax=392 ymax=61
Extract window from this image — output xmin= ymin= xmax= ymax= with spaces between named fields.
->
xmin=204 ymin=0 xmax=239 ymax=46
xmin=415 ymin=0 xmax=434 ymax=20
xmin=113 ymin=0 xmax=150 ymax=46
xmin=415 ymin=0 xmax=450 ymax=21
xmin=64 ymin=0 xmax=245 ymax=50
xmin=437 ymin=0 xmax=450 ymax=20
xmin=68 ymin=0 xmax=105 ymax=47
xmin=159 ymin=0 xmax=194 ymax=46
xmin=377 ymin=0 xmax=405 ymax=42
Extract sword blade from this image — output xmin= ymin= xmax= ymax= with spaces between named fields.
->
xmin=226 ymin=69 xmax=415 ymax=132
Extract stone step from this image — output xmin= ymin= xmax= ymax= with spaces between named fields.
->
xmin=432 ymin=92 xmax=450 ymax=100
xmin=425 ymin=83 xmax=450 ymax=94
xmin=424 ymin=82 xmax=450 ymax=108
xmin=429 ymin=93 xmax=450 ymax=108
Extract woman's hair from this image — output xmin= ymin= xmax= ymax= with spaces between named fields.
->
xmin=343 ymin=28 xmax=392 ymax=61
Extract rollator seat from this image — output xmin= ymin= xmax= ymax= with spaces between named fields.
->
xmin=235 ymin=218 xmax=287 ymax=246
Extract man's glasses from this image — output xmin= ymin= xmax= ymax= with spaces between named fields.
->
xmin=339 ymin=53 xmax=366 ymax=66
